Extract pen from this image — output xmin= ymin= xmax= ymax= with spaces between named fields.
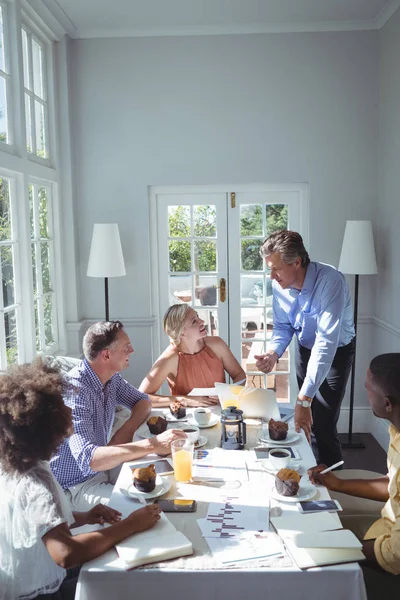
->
xmin=319 ymin=460 xmax=344 ymax=475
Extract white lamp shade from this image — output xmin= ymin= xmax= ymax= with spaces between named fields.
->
xmin=87 ymin=224 xmax=126 ymax=278
xmin=338 ymin=220 xmax=377 ymax=275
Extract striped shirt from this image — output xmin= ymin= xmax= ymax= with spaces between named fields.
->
xmin=50 ymin=359 xmax=149 ymax=489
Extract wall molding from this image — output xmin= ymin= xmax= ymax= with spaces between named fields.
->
xmin=371 ymin=316 xmax=400 ymax=338
xmin=66 ymin=317 xmax=156 ymax=331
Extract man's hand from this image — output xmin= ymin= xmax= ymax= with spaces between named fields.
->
xmin=307 ymin=464 xmax=342 ymax=491
xmin=151 ymin=428 xmax=187 ymax=456
xmin=185 ymin=396 xmax=220 ymax=407
xmin=126 ymin=504 xmax=161 ymax=534
xmin=86 ymin=504 xmax=122 ymax=525
xmin=294 ymin=403 xmax=312 ymax=443
xmin=254 ymin=351 xmax=278 ymax=374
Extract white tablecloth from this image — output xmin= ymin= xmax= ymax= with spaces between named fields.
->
xmin=76 ymin=407 xmax=367 ymax=600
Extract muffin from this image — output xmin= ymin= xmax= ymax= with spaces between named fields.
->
xmin=275 ymin=468 xmax=301 ymax=497
xmin=170 ymin=400 xmax=186 ymax=419
xmin=268 ymin=418 xmax=289 ymax=441
xmin=147 ymin=415 xmax=168 ymax=435
xmin=132 ymin=464 xmax=156 ymax=493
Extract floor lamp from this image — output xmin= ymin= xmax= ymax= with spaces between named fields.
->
xmin=338 ymin=220 xmax=378 ymax=449
xmin=87 ymin=224 xmax=126 ymax=321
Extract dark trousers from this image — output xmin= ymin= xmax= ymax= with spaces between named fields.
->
xmin=35 ymin=567 xmax=80 ymax=600
xmin=296 ymin=337 xmax=355 ymax=466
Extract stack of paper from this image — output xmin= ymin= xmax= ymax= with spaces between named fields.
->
xmin=193 ymin=448 xmax=248 ymax=482
xmin=271 ymin=513 xmax=365 ymax=569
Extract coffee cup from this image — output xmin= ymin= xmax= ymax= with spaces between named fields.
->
xmin=181 ymin=426 xmax=200 ymax=443
xmin=193 ymin=407 xmax=212 ymax=426
xmin=268 ymin=448 xmax=291 ymax=470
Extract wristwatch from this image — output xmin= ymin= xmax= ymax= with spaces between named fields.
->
xmin=296 ymin=399 xmax=312 ymax=408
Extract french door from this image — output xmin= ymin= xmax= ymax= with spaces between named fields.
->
xmin=150 ymin=184 xmax=309 ymax=403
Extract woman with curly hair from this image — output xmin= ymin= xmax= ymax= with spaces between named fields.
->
xmin=140 ymin=303 xmax=245 ymax=407
xmin=0 ymin=359 xmax=160 ymax=600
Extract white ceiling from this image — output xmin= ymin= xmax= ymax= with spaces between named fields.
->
xmin=42 ymin=0 xmax=400 ymax=38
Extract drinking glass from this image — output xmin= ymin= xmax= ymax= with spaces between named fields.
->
xmin=171 ymin=439 xmax=194 ymax=483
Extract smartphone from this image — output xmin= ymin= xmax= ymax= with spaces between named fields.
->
xmin=297 ymin=499 xmax=342 ymax=513
xmin=254 ymin=446 xmax=300 ymax=460
xmin=154 ymin=499 xmax=197 ymax=513
xmin=129 ymin=459 xmax=174 ymax=476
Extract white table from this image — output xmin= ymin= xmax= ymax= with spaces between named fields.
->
xmin=76 ymin=408 xmax=367 ymax=600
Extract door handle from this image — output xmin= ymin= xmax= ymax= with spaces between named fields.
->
xmin=219 ymin=278 xmax=226 ymax=303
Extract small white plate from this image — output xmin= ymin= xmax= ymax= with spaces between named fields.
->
xmin=194 ymin=435 xmax=208 ymax=449
xmin=127 ymin=475 xmax=171 ymax=499
xmin=165 ymin=412 xmax=188 ymax=422
xmin=257 ymin=430 xmax=300 ymax=445
xmin=187 ymin=414 xmax=219 ymax=429
xmin=261 ymin=459 xmax=301 ymax=475
xmin=270 ymin=484 xmax=317 ymax=503
xmin=136 ymin=421 xmax=187 ymax=439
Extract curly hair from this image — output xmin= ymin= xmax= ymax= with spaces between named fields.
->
xmin=260 ymin=230 xmax=310 ymax=268
xmin=0 ymin=359 xmax=72 ymax=475
xmin=83 ymin=320 xmax=125 ymax=361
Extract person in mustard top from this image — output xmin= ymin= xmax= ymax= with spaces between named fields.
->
xmin=139 ymin=303 xmax=245 ymax=407
xmin=308 ymin=353 xmax=400 ymax=598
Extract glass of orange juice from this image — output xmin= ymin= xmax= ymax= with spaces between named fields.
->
xmin=171 ymin=439 xmax=194 ymax=483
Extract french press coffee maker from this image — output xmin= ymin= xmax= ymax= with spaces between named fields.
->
xmin=220 ymin=406 xmax=246 ymax=450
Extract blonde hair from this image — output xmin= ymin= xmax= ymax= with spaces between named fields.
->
xmin=163 ymin=303 xmax=192 ymax=346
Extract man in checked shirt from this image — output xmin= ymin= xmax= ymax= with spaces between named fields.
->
xmin=51 ymin=321 xmax=186 ymax=511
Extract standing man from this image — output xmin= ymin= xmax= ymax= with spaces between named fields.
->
xmin=51 ymin=321 xmax=186 ymax=510
xmin=255 ymin=230 xmax=355 ymax=466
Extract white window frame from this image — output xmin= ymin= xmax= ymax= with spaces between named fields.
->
xmin=0 ymin=1 xmax=14 ymax=150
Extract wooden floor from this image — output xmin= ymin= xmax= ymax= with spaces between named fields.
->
xmin=340 ymin=433 xmax=387 ymax=474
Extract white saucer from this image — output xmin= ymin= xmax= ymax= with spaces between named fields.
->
xmin=127 ymin=475 xmax=171 ymax=499
xmin=137 ymin=421 xmax=187 ymax=439
xmin=165 ymin=413 xmax=188 ymax=423
xmin=261 ymin=459 xmax=301 ymax=475
xmin=187 ymin=414 xmax=219 ymax=429
xmin=270 ymin=484 xmax=317 ymax=503
xmin=194 ymin=435 xmax=208 ymax=449
xmin=257 ymin=430 xmax=300 ymax=445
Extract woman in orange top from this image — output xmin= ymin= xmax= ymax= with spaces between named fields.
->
xmin=139 ymin=304 xmax=246 ymax=407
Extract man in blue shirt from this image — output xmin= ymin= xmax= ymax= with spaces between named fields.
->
xmin=255 ymin=230 xmax=355 ymax=466
xmin=51 ymin=321 xmax=186 ymax=510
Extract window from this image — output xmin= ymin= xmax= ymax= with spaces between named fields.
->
xmin=0 ymin=176 xmax=21 ymax=367
xmin=22 ymin=27 xmax=48 ymax=158
xmin=0 ymin=3 xmax=10 ymax=145
xmin=29 ymin=182 xmax=57 ymax=351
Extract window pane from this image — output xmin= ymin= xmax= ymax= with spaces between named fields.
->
xmin=194 ymin=276 xmax=218 ymax=307
xmin=38 ymin=187 xmax=49 ymax=238
xmin=0 ymin=6 xmax=5 ymax=73
xmin=5 ymin=310 xmax=18 ymax=365
xmin=25 ymin=94 xmax=32 ymax=153
xmin=29 ymin=184 xmax=34 ymax=235
xmin=32 ymin=38 xmax=44 ymax=99
xmin=240 ymin=205 xmax=262 ymax=236
xmin=35 ymin=100 xmax=46 ymax=158
xmin=31 ymin=242 xmax=37 ymax=295
xmin=266 ymin=204 xmax=288 ymax=235
xmin=169 ymin=274 xmax=192 ymax=304
xmin=22 ymin=29 xmax=30 ymax=89
xmin=44 ymin=295 xmax=54 ymax=346
xmin=169 ymin=240 xmax=191 ymax=272
xmin=168 ymin=206 xmax=190 ymax=237
xmin=193 ymin=205 xmax=216 ymax=237
xmin=1 ymin=245 xmax=15 ymax=307
xmin=241 ymin=239 xmax=263 ymax=271
xmin=0 ymin=75 xmax=8 ymax=144
xmin=0 ymin=178 xmax=11 ymax=241
xmin=41 ymin=242 xmax=51 ymax=292
xmin=34 ymin=299 xmax=40 ymax=351
xmin=194 ymin=240 xmax=216 ymax=272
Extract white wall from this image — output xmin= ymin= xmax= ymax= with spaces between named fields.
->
xmin=66 ymin=31 xmax=378 ymax=393
xmin=371 ymin=9 xmax=400 ymax=448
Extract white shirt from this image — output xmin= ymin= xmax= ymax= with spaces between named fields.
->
xmin=0 ymin=461 xmax=74 ymax=600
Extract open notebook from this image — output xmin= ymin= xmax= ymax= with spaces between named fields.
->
xmin=107 ymin=487 xmax=193 ymax=570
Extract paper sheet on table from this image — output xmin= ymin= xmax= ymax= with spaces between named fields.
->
xmin=198 ymin=499 xmax=269 ymax=539
xmin=188 ymin=387 xmax=218 ymax=396
xmin=205 ymin=532 xmax=284 ymax=565
xmin=193 ymin=448 xmax=249 ymax=481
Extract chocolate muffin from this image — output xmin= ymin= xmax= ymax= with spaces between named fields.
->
xmin=132 ymin=464 xmax=156 ymax=493
xmin=170 ymin=400 xmax=186 ymax=419
xmin=275 ymin=468 xmax=301 ymax=497
xmin=147 ymin=415 xmax=168 ymax=435
xmin=268 ymin=418 xmax=289 ymax=441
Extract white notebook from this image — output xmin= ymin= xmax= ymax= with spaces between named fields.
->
xmin=284 ymin=537 xmax=365 ymax=569
xmin=292 ymin=530 xmax=362 ymax=549
xmin=271 ymin=512 xmax=342 ymax=536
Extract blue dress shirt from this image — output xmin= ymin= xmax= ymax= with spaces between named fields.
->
xmin=50 ymin=359 xmax=149 ymax=489
xmin=268 ymin=262 xmax=355 ymax=399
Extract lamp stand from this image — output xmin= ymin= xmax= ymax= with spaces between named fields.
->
xmin=104 ymin=277 xmax=109 ymax=322
xmin=339 ymin=274 xmax=365 ymax=450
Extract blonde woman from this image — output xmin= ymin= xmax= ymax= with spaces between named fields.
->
xmin=139 ymin=304 xmax=245 ymax=407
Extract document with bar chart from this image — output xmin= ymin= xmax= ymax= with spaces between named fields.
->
xmin=198 ymin=494 xmax=269 ymax=539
